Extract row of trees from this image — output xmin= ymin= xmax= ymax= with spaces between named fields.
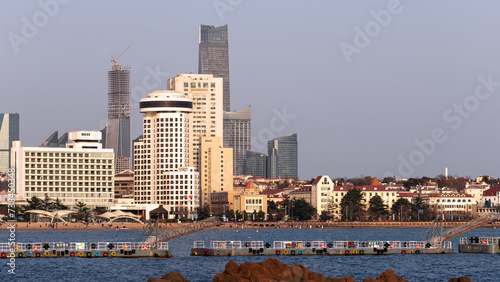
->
xmin=339 ymin=188 xmax=425 ymax=221
xmin=11 ymin=194 xmax=92 ymax=221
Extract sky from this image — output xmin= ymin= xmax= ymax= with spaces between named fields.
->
xmin=2 ymin=0 xmax=500 ymax=181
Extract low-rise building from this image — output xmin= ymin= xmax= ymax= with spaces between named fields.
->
xmin=233 ymin=182 xmax=267 ymax=214
xmin=421 ymin=193 xmax=477 ymax=220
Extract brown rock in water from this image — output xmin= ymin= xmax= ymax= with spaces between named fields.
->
xmin=448 ymin=277 xmax=473 ymax=282
xmin=362 ymin=269 xmax=407 ymax=282
xmin=147 ymin=271 xmax=189 ymax=282
xmin=211 ymin=258 xmax=340 ymax=282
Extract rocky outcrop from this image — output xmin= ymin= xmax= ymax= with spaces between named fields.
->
xmin=148 ymin=260 xmax=473 ymax=282
xmin=147 ymin=272 xmax=189 ymax=282
xmin=448 ymin=277 xmax=473 ymax=282
xmin=211 ymin=258 xmax=344 ymax=282
xmin=362 ymin=269 xmax=407 ymax=282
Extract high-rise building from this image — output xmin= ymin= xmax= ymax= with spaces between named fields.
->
xmin=0 ymin=113 xmax=19 ymax=174
xmin=167 ymin=73 xmax=223 ymax=170
xmin=11 ymin=131 xmax=114 ymax=209
xmin=244 ymin=150 xmax=267 ymax=178
xmin=267 ymin=133 xmax=298 ymax=180
xmin=106 ymin=65 xmax=131 ymax=173
xmin=199 ymin=24 xmax=230 ymax=112
xmin=223 ymin=106 xmax=251 ymax=175
xmin=200 ymin=137 xmax=233 ymax=207
xmin=133 ymin=91 xmax=199 ymax=218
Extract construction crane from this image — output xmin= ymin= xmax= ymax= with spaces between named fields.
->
xmin=111 ymin=42 xmax=134 ymax=66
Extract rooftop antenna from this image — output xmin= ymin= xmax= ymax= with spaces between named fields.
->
xmin=111 ymin=42 xmax=134 ymax=66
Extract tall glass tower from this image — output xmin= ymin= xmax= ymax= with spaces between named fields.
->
xmin=106 ymin=65 xmax=131 ymax=173
xmin=223 ymin=106 xmax=251 ymax=175
xmin=267 ymin=133 xmax=298 ymax=180
xmin=199 ymin=24 xmax=230 ymax=112
xmin=0 ymin=113 xmax=19 ymax=174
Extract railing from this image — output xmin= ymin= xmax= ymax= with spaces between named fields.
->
xmin=210 ymin=241 xmax=264 ymax=249
xmin=0 ymin=241 xmax=168 ymax=252
xmin=460 ymin=237 xmax=500 ymax=245
xmin=433 ymin=213 xmax=499 ymax=243
xmin=156 ymin=217 xmax=220 ymax=242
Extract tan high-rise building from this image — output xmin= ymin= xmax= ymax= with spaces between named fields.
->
xmin=167 ymin=73 xmax=223 ymax=171
xmin=200 ymin=137 xmax=233 ymax=207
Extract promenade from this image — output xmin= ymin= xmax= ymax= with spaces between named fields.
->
xmin=2 ymin=220 xmax=499 ymax=231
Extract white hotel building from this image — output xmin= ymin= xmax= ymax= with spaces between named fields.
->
xmin=134 ymin=91 xmax=199 ymax=218
xmin=11 ymin=131 xmax=114 ymax=209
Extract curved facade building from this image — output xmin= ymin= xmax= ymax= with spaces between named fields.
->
xmin=134 ymin=91 xmax=199 ymax=218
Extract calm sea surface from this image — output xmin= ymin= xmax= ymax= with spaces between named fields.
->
xmin=1 ymin=227 xmax=499 ymax=282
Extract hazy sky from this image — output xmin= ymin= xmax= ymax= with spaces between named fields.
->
xmin=2 ymin=0 xmax=500 ymax=180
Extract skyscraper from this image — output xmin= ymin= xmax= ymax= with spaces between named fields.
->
xmin=244 ymin=150 xmax=267 ymax=178
xmin=199 ymin=24 xmax=230 ymax=112
xmin=167 ymin=73 xmax=223 ymax=170
xmin=134 ymin=91 xmax=199 ymax=218
xmin=0 ymin=113 xmax=19 ymax=174
xmin=223 ymin=106 xmax=251 ymax=175
xmin=267 ymin=133 xmax=298 ymax=180
xmin=106 ymin=65 xmax=131 ymax=173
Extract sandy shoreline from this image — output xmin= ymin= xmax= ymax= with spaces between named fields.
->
xmin=1 ymin=220 xmax=498 ymax=231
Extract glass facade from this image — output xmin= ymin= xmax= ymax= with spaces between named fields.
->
xmin=244 ymin=150 xmax=267 ymax=178
xmin=0 ymin=113 xmax=19 ymax=174
xmin=199 ymin=24 xmax=230 ymax=112
xmin=223 ymin=106 xmax=251 ymax=175
xmin=267 ymin=134 xmax=298 ymax=180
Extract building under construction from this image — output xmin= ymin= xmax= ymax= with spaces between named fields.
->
xmin=106 ymin=64 xmax=131 ymax=173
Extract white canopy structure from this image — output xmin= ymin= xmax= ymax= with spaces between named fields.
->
xmin=96 ymin=210 xmax=143 ymax=223
xmin=26 ymin=210 xmax=76 ymax=223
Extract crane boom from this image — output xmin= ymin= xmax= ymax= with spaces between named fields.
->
xmin=111 ymin=42 xmax=134 ymax=66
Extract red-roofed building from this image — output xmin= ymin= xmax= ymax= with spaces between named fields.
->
xmin=483 ymin=185 xmax=500 ymax=208
xmin=289 ymin=186 xmax=312 ymax=203
xmin=311 ymin=175 xmax=334 ymax=217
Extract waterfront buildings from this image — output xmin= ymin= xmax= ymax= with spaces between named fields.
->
xmin=199 ymin=137 xmax=233 ymax=207
xmin=233 ymin=182 xmax=267 ymax=215
xmin=199 ymin=24 xmax=230 ymax=112
xmin=106 ymin=65 xmax=131 ymax=173
xmin=244 ymin=150 xmax=267 ymax=178
xmin=311 ymin=175 xmax=334 ymax=215
xmin=10 ymin=131 xmax=114 ymax=209
xmin=223 ymin=106 xmax=251 ymax=175
xmin=114 ymin=169 xmax=134 ymax=198
xmin=267 ymin=133 xmax=298 ymax=180
xmin=133 ymin=91 xmax=199 ymax=218
xmin=167 ymin=73 xmax=224 ymax=170
xmin=0 ymin=113 xmax=19 ymax=174
xmin=421 ymin=193 xmax=477 ymax=220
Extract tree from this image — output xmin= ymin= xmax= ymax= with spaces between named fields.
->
xmin=267 ymin=200 xmax=278 ymax=215
xmin=277 ymin=180 xmax=290 ymax=189
xmin=391 ymin=198 xmax=412 ymax=221
xmin=196 ymin=205 xmax=211 ymax=220
xmin=258 ymin=210 xmax=265 ymax=221
xmin=41 ymin=194 xmax=54 ymax=211
xmin=368 ymin=195 xmax=389 ymax=220
xmin=27 ymin=196 xmax=43 ymax=210
xmin=320 ymin=210 xmax=333 ymax=221
xmin=340 ymin=188 xmax=365 ymax=221
xmin=224 ymin=209 xmax=235 ymax=220
xmin=242 ymin=210 xmax=248 ymax=221
xmin=382 ymin=176 xmax=396 ymax=184
xmin=53 ymin=198 xmax=69 ymax=210
xmin=74 ymin=201 xmax=90 ymax=221
xmin=235 ymin=210 xmax=242 ymax=221
xmin=292 ymin=199 xmax=316 ymax=220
